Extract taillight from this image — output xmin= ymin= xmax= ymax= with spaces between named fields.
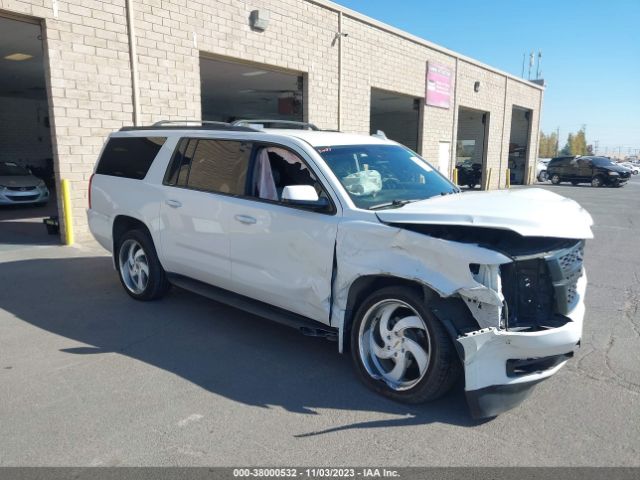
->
xmin=88 ymin=173 xmax=95 ymax=209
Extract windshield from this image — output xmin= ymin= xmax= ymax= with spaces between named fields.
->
xmin=0 ymin=162 xmax=30 ymax=176
xmin=316 ymin=144 xmax=457 ymax=210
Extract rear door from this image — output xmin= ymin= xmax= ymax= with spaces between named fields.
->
xmin=577 ymin=158 xmax=593 ymax=181
xmin=159 ymin=138 xmax=252 ymax=288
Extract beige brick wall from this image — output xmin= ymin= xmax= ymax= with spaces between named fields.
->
xmin=0 ymin=0 xmax=542 ymax=243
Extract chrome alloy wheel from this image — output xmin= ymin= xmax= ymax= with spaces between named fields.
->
xmin=118 ymin=239 xmax=150 ymax=294
xmin=358 ymin=299 xmax=432 ymax=391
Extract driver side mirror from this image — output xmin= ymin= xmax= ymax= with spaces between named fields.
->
xmin=281 ymin=185 xmax=330 ymax=211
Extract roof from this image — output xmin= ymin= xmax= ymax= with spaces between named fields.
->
xmin=262 ymin=129 xmax=392 ymax=147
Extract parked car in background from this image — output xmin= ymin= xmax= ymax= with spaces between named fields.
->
xmin=0 ymin=161 xmax=50 ymax=205
xmin=546 ymin=155 xmax=631 ymax=187
xmin=456 ymin=160 xmax=482 ymax=188
xmin=537 ymin=158 xmax=551 ymax=182
xmin=619 ymin=162 xmax=639 ymax=175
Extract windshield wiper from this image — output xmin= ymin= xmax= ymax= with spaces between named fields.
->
xmin=369 ymin=199 xmax=421 ymax=211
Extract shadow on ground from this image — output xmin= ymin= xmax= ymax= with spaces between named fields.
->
xmin=0 ymin=255 xmax=484 ymax=435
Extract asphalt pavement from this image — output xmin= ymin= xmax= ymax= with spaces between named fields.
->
xmin=0 ymin=176 xmax=638 ymax=466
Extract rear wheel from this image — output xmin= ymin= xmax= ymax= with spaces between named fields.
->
xmin=538 ymin=171 xmax=548 ymax=182
xmin=591 ymin=175 xmax=604 ymax=188
xmin=116 ymin=229 xmax=170 ymax=301
xmin=550 ymin=174 xmax=561 ymax=184
xmin=351 ymin=286 xmax=460 ymax=403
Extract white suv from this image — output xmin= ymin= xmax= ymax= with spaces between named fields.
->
xmin=88 ymin=120 xmax=593 ymax=418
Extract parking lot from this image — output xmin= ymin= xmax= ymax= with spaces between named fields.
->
xmin=0 ymin=177 xmax=639 ymax=467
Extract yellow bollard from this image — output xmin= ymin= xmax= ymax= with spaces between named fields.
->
xmin=453 ymin=167 xmax=458 ymax=185
xmin=484 ymin=167 xmax=492 ymax=190
xmin=505 ymin=168 xmax=511 ymax=189
xmin=61 ymin=179 xmax=74 ymax=245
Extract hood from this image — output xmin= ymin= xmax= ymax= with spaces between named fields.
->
xmin=0 ymin=175 xmax=41 ymax=188
xmin=375 ymin=188 xmax=593 ymax=239
xmin=606 ymin=165 xmax=631 ymax=174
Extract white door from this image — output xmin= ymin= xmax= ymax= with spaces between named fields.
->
xmin=438 ymin=141 xmax=451 ymax=179
xmin=226 ymin=197 xmax=339 ymax=323
xmin=225 ymin=145 xmax=340 ymax=323
xmin=158 ymin=137 xmax=252 ymax=288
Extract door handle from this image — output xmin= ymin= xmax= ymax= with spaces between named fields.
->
xmin=234 ymin=214 xmax=257 ymax=225
xmin=165 ymin=199 xmax=182 ymax=208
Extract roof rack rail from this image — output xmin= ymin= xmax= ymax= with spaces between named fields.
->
xmin=231 ymin=119 xmax=320 ymax=131
xmin=152 ymin=120 xmax=229 ymax=127
xmin=119 ymin=119 xmax=257 ymax=132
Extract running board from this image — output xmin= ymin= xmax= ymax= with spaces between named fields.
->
xmin=167 ymin=274 xmax=338 ymax=341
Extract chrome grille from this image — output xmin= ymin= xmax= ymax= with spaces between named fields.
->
xmin=6 ymin=186 xmax=37 ymax=191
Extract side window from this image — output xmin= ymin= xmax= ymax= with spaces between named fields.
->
xmin=186 ymin=140 xmax=251 ymax=195
xmin=250 ymin=145 xmax=333 ymax=212
xmin=164 ymin=138 xmax=196 ymax=187
xmin=97 ymin=136 xmax=166 ymax=179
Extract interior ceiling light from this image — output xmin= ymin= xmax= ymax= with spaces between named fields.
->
xmin=4 ymin=53 xmax=33 ymax=61
xmin=242 ymin=70 xmax=267 ymax=77
xmin=238 ymin=89 xmax=256 ymax=93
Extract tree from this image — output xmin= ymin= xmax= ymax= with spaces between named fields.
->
xmin=538 ymin=131 xmax=559 ymax=157
xmin=561 ymin=133 xmax=574 ymax=155
xmin=559 ymin=128 xmax=589 ymax=156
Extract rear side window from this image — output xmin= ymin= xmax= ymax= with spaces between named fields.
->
xmin=97 ymin=137 xmax=166 ymax=179
xmin=184 ymin=140 xmax=251 ymax=195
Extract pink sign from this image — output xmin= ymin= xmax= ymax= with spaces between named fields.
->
xmin=426 ymin=62 xmax=452 ymax=109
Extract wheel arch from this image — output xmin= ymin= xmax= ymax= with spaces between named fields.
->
xmin=112 ymin=215 xmax=155 ymax=267
xmin=341 ymin=275 xmax=446 ymax=353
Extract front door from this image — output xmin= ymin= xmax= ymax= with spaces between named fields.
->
xmin=226 ymin=145 xmax=340 ymax=323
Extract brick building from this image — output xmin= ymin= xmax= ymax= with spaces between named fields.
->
xmin=0 ymin=0 xmax=544 ymax=242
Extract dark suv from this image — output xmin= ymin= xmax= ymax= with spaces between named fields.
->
xmin=547 ymin=156 xmax=631 ymax=187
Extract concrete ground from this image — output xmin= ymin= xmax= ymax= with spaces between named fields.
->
xmin=0 ymin=177 xmax=638 ymax=466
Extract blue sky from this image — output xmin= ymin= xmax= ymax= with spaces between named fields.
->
xmin=334 ymin=0 xmax=640 ymax=154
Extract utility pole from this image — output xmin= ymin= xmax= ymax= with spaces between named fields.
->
xmin=521 ymin=53 xmax=525 ymax=78
xmin=556 ymin=127 xmax=560 ymax=156
xmin=594 ymin=140 xmax=599 ymax=155
xmin=528 ymin=51 xmax=534 ymax=80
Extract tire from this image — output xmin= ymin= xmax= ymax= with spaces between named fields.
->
xmin=350 ymin=286 xmax=461 ymax=404
xmin=116 ymin=229 xmax=170 ymax=301
xmin=538 ymin=171 xmax=548 ymax=182
xmin=591 ymin=175 xmax=604 ymax=188
xmin=550 ymin=174 xmax=561 ymax=184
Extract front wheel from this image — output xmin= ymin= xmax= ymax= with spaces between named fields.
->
xmin=116 ymin=229 xmax=170 ymax=301
xmin=591 ymin=175 xmax=604 ymax=188
xmin=550 ymin=174 xmax=561 ymax=184
xmin=350 ymin=286 xmax=460 ymax=403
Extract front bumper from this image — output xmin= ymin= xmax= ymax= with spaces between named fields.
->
xmin=458 ymin=273 xmax=586 ymax=418
xmin=0 ymin=187 xmax=49 ymax=205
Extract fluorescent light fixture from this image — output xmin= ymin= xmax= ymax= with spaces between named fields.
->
xmin=4 ymin=53 xmax=33 ymax=61
xmin=238 ymin=89 xmax=256 ymax=94
xmin=242 ymin=70 xmax=267 ymax=77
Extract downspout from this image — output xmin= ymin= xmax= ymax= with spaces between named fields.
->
xmin=126 ymin=0 xmax=140 ymax=126
xmin=337 ymin=11 xmax=343 ymax=131
xmin=450 ymin=57 xmax=459 ymax=179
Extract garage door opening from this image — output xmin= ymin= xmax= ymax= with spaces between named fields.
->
xmin=0 ymin=15 xmax=57 ymax=247
xmin=508 ymin=106 xmax=532 ymax=185
xmin=456 ymin=107 xmax=489 ymax=190
xmin=370 ymin=88 xmax=421 ymax=153
xmin=200 ymin=56 xmax=304 ymax=124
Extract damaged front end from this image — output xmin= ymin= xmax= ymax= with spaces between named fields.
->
xmin=431 ymin=231 xmax=588 ymax=418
